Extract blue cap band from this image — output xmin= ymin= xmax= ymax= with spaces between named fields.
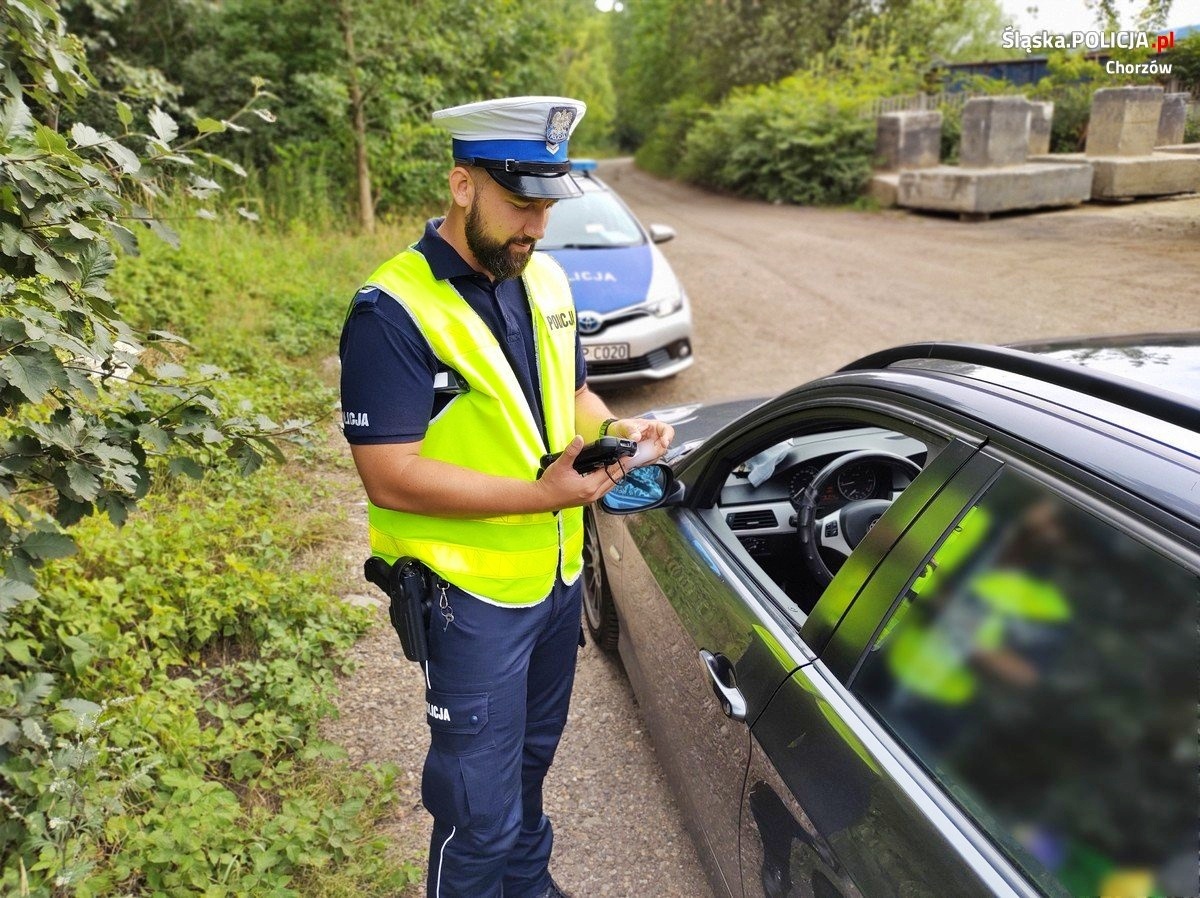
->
xmin=452 ymin=137 xmax=568 ymax=166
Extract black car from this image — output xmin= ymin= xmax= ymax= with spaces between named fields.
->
xmin=586 ymin=335 xmax=1200 ymax=898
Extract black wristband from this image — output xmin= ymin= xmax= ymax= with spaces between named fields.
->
xmin=599 ymin=417 xmax=618 ymax=438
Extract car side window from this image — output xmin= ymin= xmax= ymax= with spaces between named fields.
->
xmin=714 ymin=420 xmax=934 ymax=617
xmin=851 ymin=469 xmax=1198 ymax=898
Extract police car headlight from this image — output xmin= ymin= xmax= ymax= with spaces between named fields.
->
xmin=647 ymin=287 xmax=685 ymax=318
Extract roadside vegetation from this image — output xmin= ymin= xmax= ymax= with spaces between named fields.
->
xmin=1 ymin=0 xmax=603 ymax=892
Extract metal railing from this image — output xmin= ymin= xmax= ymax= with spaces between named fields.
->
xmin=862 ymin=91 xmax=975 ymax=119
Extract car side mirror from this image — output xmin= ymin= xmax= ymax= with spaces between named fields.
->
xmin=600 ymin=463 xmax=681 ymax=514
xmin=648 ymin=224 xmax=676 ymax=244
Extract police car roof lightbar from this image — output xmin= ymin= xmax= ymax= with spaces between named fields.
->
xmin=570 ymin=159 xmax=598 ymax=172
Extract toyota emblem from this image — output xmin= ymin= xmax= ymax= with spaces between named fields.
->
xmin=578 ymin=311 xmax=602 ymax=335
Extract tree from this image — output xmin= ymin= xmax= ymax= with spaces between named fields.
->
xmin=1165 ymin=30 xmax=1200 ymax=93
xmin=1085 ymin=0 xmax=1173 ymax=29
xmin=1 ymin=0 xmax=280 ymax=836
xmin=336 ymin=0 xmax=375 ymax=232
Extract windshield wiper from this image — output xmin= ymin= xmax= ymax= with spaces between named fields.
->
xmin=548 ymin=242 xmax=625 ymax=249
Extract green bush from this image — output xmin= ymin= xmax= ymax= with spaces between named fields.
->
xmin=3 ymin=219 xmax=424 ymax=895
xmin=372 ymin=122 xmax=454 ymax=218
xmin=634 ymin=94 xmax=708 ymax=178
xmin=1 ymin=462 xmax=418 ymax=895
xmin=1027 ymin=54 xmax=1113 ymax=153
xmin=1184 ymin=104 xmax=1199 ymax=144
xmin=677 ymin=44 xmax=923 ymax=205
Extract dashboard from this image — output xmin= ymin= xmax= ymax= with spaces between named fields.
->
xmin=719 ymin=428 xmax=928 ymax=537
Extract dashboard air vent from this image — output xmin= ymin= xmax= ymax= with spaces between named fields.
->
xmin=726 ymin=509 xmax=777 ymax=531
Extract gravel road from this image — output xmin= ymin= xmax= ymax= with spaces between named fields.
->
xmin=322 ymin=160 xmax=1199 ymax=897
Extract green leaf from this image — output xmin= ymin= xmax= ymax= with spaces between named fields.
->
xmin=148 ymin=330 xmax=191 ymax=346
xmin=33 ymin=248 xmax=80 ymax=283
xmin=195 ymin=151 xmax=247 ymax=178
xmin=71 ymin=122 xmax=106 ymax=147
xmin=230 ymin=750 xmax=263 ymax=780
xmin=1 ymin=350 xmax=56 ymax=402
xmin=4 ymin=638 xmax=33 ymax=665
xmin=54 ymin=495 xmax=93 ymax=528
xmin=229 ymin=443 xmax=264 ymax=477
xmin=108 ymin=223 xmax=140 ymax=256
xmin=34 ymin=124 xmax=70 ymax=156
xmin=139 ymin=423 xmax=171 ymax=452
xmin=148 ymin=107 xmax=179 ymax=144
xmin=19 ymin=529 xmax=77 ymax=561
xmin=168 ymin=457 xmax=206 ymax=479
xmin=146 ymin=217 xmax=180 ymax=249
xmin=0 ymin=317 xmax=27 ymax=342
xmin=195 ymin=117 xmax=226 ymax=134
xmin=100 ymin=140 xmax=140 ymax=174
xmin=58 ymin=698 xmax=101 ymax=729
xmin=155 ymin=362 xmax=187 ymax=379
xmin=21 ymin=717 xmax=46 ymax=746
xmin=1 ymin=77 xmax=34 ymax=141
xmin=19 ymin=673 xmax=55 ymax=707
xmin=78 ymin=242 xmax=116 ymax=292
xmin=188 ymin=176 xmax=221 ymax=198
xmin=116 ymin=99 xmax=133 ymax=127
xmin=0 ymin=718 xmax=18 ymax=746
xmin=64 ymin=460 xmax=101 ymax=500
xmin=0 ymin=578 xmax=38 ymax=606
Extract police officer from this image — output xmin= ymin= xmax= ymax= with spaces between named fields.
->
xmin=338 ymin=96 xmax=674 ymax=898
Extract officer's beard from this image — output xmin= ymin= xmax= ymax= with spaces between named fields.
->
xmin=465 ymin=198 xmax=534 ymax=282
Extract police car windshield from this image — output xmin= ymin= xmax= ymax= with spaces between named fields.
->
xmin=541 ymin=180 xmax=644 ymax=250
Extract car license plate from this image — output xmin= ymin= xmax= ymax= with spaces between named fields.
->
xmin=584 ymin=343 xmax=630 ymax=362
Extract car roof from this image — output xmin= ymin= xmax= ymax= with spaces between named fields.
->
xmin=1013 ymin=331 xmax=1200 ymax=401
xmin=829 ymin=340 xmax=1200 ymax=530
xmin=571 ymin=169 xmax=607 ymax=194
xmin=842 ymin=340 xmax=1200 ymax=431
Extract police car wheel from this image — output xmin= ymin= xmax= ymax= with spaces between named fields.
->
xmin=582 ymin=507 xmax=619 ymax=651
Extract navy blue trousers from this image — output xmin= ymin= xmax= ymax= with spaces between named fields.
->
xmin=421 ymin=577 xmax=582 ymax=898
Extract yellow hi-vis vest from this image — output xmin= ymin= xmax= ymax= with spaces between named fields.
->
xmin=362 ymin=246 xmax=583 ymax=605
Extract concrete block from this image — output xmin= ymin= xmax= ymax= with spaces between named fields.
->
xmin=1088 ymin=153 xmax=1200 ymax=198
xmin=959 ymin=96 xmax=1032 ymax=168
xmin=897 ymin=163 xmax=1093 ymax=217
xmin=1086 ymin=86 xmax=1163 ymax=157
xmin=874 ymin=111 xmax=942 ymax=172
xmin=1157 ymin=93 xmax=1190 ymax=147
xmin=1030 ymin=150 xmax=1200 ymax=197
xmin=866 ymin=173 xmax=900 ymax=206
xmin=1157 ymin=144 xmax=1200 ymax=155
xmin=1028 ymin=101 xmax=1054 ymax=156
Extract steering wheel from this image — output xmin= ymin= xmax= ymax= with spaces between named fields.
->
xmin=797 ymin=450 xmax=922 ymax=587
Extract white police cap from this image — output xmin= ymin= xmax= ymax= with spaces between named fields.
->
xmin=432 ymin=96 xmax=587 ymax=199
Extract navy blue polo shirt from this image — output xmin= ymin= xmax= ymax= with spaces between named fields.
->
xmin=339 ymin=218 xmax=586 ymax=446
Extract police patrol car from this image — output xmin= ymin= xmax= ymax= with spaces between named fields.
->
xmin=541 ymin=160 xmax=694 ymax=384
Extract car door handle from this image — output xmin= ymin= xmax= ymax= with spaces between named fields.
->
xmin=699 ymin=649 xmax=747 ymax=721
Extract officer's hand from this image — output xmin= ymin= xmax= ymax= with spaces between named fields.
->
xmin=609 ymin=417 xmax=675 ymax=466
xmin=538 ymin=435 xmax=625 ymax=508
